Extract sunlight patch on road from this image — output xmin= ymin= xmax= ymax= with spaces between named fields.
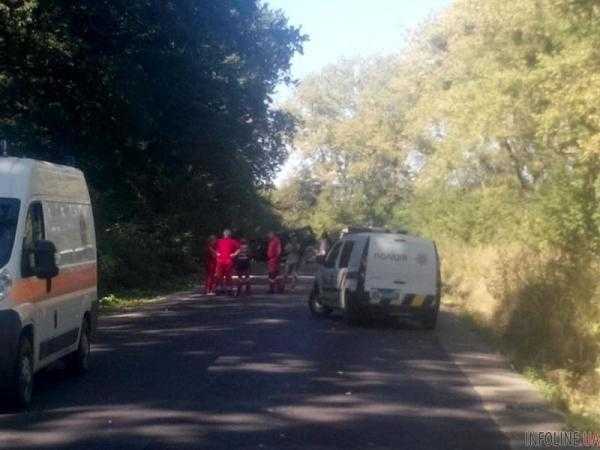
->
xmin=209 ymin=355 xmax=316 ymax=374
xmin=269 ymin=397 xmax=490 ymax=424
xmin=245 ymin=318 xmax=290 ymax=325
xmin=106 ymin=312 xmax=149 ymax=319
xmin=0 ymin=405 xmax=289 ymax=448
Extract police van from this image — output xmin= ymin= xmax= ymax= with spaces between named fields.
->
xmin=0 ymin=158 xmax=97 ymax=407
xmin=309 ymin=228 xmax=441 ymax=329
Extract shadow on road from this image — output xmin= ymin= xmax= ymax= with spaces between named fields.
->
xmin=0 ymin=291 xmax=509 ymax=450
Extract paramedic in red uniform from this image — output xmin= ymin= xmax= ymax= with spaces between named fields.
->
xmin=215 ymin=229 xmax=240 ymax=295
xmin=266 ymin=231 xmax=282 ymax=294
xmin=204 ymin=235 xmax=218 ymax=295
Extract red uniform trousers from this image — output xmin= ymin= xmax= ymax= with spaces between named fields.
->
xmin=204 ymin=258 xmax=216 ymax=293
xmin=215 ymin=260 xmax=234 ymax=291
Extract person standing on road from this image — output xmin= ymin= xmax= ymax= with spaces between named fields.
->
xmin=317 ymin=231 xmax=330 ymax=257
xmin=215 ymin=229 xmax=240 ymax=295
xmin=266 ymin=231 xmax=282 ymax=294
xmin=234 ymin=238 xmax=252 ymax=297
xmin=203 ymin=235 xmax=217 ymax=295
xmin=283 ymin=235 xmax=301 ymax=292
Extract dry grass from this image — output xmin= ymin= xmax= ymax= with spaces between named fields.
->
xmin=439 ymin=241 xmax=600 ymax=431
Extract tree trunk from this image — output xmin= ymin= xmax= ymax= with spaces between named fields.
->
xmin=501 ymin=139 xmax=530 ymax=192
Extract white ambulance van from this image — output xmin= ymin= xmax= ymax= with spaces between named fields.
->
xmin=0 ymin=158 xmax=97 ymax=407
xmin=309 ymin=229 xmax=441 ymax=329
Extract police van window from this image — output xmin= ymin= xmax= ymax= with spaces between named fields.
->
xmin=22 ymin=202 xmax=45 ymax=277
xmin=339 ymin=241 xmax=355 ymax=269
xmin=324 ymin=241 xmax=342 ymax=268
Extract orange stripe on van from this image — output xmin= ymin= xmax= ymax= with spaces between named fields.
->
xmin=11 ymin=262 xmax=97 ymax=304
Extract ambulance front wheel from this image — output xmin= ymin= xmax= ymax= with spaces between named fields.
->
xmin=12 ymin=336 xmax=34 ymax=408
xmin=67 ymin=317 xmax=91 ymax=375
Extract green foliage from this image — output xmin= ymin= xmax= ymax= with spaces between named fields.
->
xmin=0 ymin=0 xmax=305 ymax=291
xmin=530 ymin=166 xmax=600 ymax=253
xmin=99 ymin=277 xmax=197 ymax=310
xmin=488 ymin=250 xmax=600 ymax=372
xmin=98 ymin=221 xmax=195 ymax=292
xmin=442 ymin=242 xmax=600 ymax=428
xmin=0 ymin=1 xmax=304 ymax=198
xmin=280 ymin=0 xmax=600 ymax=252
xmin=408 ymin=184 xmax=527 ymax=245
xmin=271 ymin=167 xmax=321 ymax=229
xmin=276 ymin=57 xmax=413 ymax=233
xmin=276 ymin=0 xmax=600 ymax=428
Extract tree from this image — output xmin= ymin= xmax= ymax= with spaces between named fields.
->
xmin=281 ymin=57 xmax=414 ymax=232
xmin=279 ymin=0 xmax=599 ymax=251
xmin=0 ymin=0 xmax=305 ymax=220
xmin=0 ymin=0 xmax=306 ymax=289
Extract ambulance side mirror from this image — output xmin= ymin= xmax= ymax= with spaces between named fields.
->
xmin=33 ymin=240 xmax=59 ymax=280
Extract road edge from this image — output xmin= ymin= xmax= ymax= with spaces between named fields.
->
xmin=437 ymin=306 xmax=567 ymax=450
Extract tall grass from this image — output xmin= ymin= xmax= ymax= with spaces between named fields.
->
xmin=440 ymin=241 xmax=600 ymax=427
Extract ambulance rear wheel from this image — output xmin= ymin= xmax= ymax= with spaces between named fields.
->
xmin=67 ymin=319 xmax=90 ymax=375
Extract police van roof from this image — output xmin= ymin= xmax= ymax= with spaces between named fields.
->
xmin=341 ymin=226 xmax=409 ymax=235
xmin=340 ymin=227 xmax=436 ymax=246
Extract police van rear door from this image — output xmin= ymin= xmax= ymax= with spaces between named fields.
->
xmin=405 ymin=238 xmax=437 ymax=298
xmin=365 ymin=234 xmax=411 ymax=302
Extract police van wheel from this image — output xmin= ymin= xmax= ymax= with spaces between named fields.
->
xmin=13 ymin=337 xmax=34 ymax=408
xmin=343 ymin=294 xmax=363 ymax=326
xmin=67 ymin=320 xmax=90 ymax=375
xmin=308 ymin=285 xmax=331 ymax=318
xmin=423 ymin=309 xmax=439 ymax=330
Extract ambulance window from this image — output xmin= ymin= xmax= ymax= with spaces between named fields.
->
xmin=339 ymin=241 xmax=355 ymax=269
xmin=21 ymin=202 xmax=45 ymax=277
xmin=45 ymin=202 xmax=95 ymax=266
xmin=0 ymin=198 xmax=20 ymax=268
xmin=324 ymin=242 xmax=342 ymax=268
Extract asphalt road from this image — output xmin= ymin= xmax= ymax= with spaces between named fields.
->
xmin=0 ymin=288 xmax=514 ymax=450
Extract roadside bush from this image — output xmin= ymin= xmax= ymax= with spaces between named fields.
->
xmin=489 ymin=249 xmax=600 ymax=372
xmin=98 ymin=221 xmax=198 ymax=293
xmin=440 ymin=240 xmax=600 ymax=423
